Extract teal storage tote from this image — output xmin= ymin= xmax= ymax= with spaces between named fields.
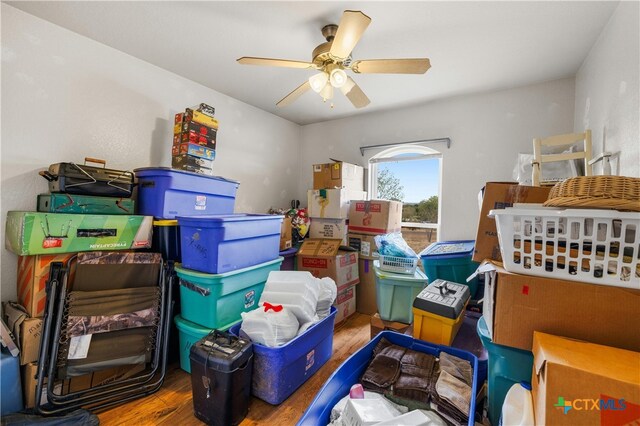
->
xmin=420 ymin=240 xmax=480 ymax=298
xmin=477 ymin=316 xmax=533 ymax=426
xmin=229 ymin=307 xmax=337 ymax=405
xmin=176 ymin=257 xmax=283 ymax=330
xmin=174 ymin=315 xmax=212 ymax=373
xmin=178 ymin=214 xmax=283 ymax=274
xmin=374 ymin=260 xmax=428 ymax=324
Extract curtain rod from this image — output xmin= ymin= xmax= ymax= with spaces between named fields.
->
xmin=359 ymin=137 xmax=451 ymax=156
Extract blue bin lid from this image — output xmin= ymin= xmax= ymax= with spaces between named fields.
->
xmin=134 ymin=167 xmax=239 ymax=184
xmin=177 ymin=213 xmax=283 ymax=227
xmin=420 ymin=240 xmax=475 ymax=258
xmin=279 ymin=247 xmax=299 ymax=256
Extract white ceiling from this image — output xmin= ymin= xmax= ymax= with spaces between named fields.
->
xmin=8 ymin=1 xmax=618 ymax=125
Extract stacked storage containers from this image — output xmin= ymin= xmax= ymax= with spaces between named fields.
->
xmin=136 ymin=168 xmax=284 ymax=373
xmin=305 ymin=161 xmax=366 ymax=325
xmin=473 ymin=180 xmax=640 ymax=425
xmin=347 ymin=199 xmax=404 ymax=317
xmin=5 ymin=158 xmax=152 ymax=409
xmin=171 ymin=103 xmax=217 ymax=175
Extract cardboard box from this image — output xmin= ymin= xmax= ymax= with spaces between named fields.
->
xmin=309 ymin=218 xmax=348 ymax=245
xmin=17 ymin=254 xmax=74 ymax=317
xmin=171 ymin=164 xmax=215 ymax=176
xmin=473 ymin=182 xmax=551 ymax=262
xmin=370 ymin=313 xmax=411 ymax=339
xmin=171 ymin=154 xmax=214 ymax=170
xmin=480 ymin=262 xmax=640 ymax=352
xmin=5 ymin=212 xmax=153 ymax=256
xmin=181 ymin=120 xmax=218 ymax=138
xmin=22 ymin=362 xmax=146 ymax=408
xmin=184 ymin=108 xmax=219 ymax=129
xmin=307 ymin=189 xmax=367 ymax=219
xmin=313 ymin=160 xmax=364 ymax=191
xmin=357 ymin=258 xmax=377 ymax=315
xmin=171 ymin=142 xmax=216 ymax=160
xmin=532 ymin=332 xmax=640 ymax=426
xmin=3 ymin=301 xmax=44 ymax=365
xmin=348 ymin=200 xmax=402 ymax=235
xmin=173 ymin=130 xmax=216 ymax=149
xmin=279 ymin=216 xmax=292 ymax=251
xmin=334 ymin=285 xmax=357 ymax=327
xmin=347 ymin=232 xmax=378 ymax=260
xmin=296 ymin=239 xmax=359 ymax=291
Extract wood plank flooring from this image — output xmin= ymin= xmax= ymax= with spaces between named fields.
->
xmin=97 ymin=313 xmax=371 ymax=426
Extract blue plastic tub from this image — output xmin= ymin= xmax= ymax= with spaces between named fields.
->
xmin=229 ymin=306 xmax=337 ymax=405
xmin=0 ymin=349 xmax=23 ymax=415
xmin=176 ymin=257 xmax=283 ymax=329
xmin=298 ymin=331 xmax=479 ymax=426
xmin=374 ymin=261 xmax=428 ymax=324
xmin=280 ymin=247 xmax=298 ymax=271
xmin=134 ymin=167 xmax=239 ymax=219
xmin=178 ymin=214 xmax=283 ymax=274
xmin=477 ymin=316 xmax=533 ymax=426
xmin=174 ymin=314 xmax=213 ymax=373
xmin=420 ymin=240 xmax=480 ymax=298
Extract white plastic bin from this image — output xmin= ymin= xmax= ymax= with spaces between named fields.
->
xmin=491 ymin=206 xmax=639 ymax=289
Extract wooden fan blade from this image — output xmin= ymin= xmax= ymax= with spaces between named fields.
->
xmin=342 ymin=77 xmax=370 ymax=108
xmin=237 ymin=57 xmax=314 ymax=69
xmin=351 ymin=58 xmax=431 ymax=74
xmin=276 ymin=81 xmax=311 ymax=107
xmin=330 ymin=10 xmax=371 ymax=60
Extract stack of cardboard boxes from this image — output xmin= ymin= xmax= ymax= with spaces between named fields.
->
xmin=299 ymin=161 xmax=366 ymax=325
xmin=347 ymin=200 xmax=403 ymax=319
xmin=474 ymin=182 xmax=640 ymax=425
xmin=172 ymin=103 xmax=217 ymax=175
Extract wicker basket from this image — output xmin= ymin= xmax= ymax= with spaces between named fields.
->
xmin=544 ymin=176 xmax=640 ymax=212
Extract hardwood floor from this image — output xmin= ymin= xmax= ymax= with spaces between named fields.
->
xmin=97 ymin=313 xmax=372 ymax=426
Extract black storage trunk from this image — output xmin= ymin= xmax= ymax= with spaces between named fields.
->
xmin=40 ymin=159 xmax=134 ymax=198
xmin=190 ymin=330 xmax=253 ymax=426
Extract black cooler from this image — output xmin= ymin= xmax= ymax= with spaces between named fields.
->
xmin=189 ymin=330 xmax=253 ymax=426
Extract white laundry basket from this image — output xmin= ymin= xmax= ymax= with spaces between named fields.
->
xmin=491 ymin=206 xmax=639 ymax=289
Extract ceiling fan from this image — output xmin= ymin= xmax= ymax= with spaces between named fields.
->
xmin=237 ymin=10 xmax=431 ymax=109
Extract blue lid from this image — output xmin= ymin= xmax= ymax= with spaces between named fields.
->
xmin=280 ymin=247 xmax=299 ymax=256
xmin=420 ymin=240 xmax=475 ymax=258
xmin=520 ymin=381 xmax=532 ymax=391
xmin=177 ymin=213 xmax=283 ymax=226
xmin=134 ymin=167 xmax=239 ymax=184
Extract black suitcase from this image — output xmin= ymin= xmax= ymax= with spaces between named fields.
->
xmin=40 ymin=158 xmax=134 ymax=198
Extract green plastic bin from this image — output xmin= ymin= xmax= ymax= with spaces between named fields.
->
xmin=477 ymin=316 xmax=533 ymax=426
xmin=176 ymin=257 xmax=283 ymax=330
xmin=174 ymin=314 xmax=212 ymax=373
xmin=373 ymin=260 xmax=428 ymax=324
xmin=420 ymin=240 xmax=480 ymax=298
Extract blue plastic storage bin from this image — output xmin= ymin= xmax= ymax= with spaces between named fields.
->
xmin=174 ymin=314 xmax=212 ymax=373
xmin=420 ymin=240 xmax=480 ymax=298
xmin=229 ymin=306 xmax=337 ymax=405
xmin=178 ymin=214 xmax=283 ymax=274
xmin=134 ymin=167 xmax=239 ymax=219
xmin=477 ymin=316 xmax=533 ymax=426
xmin=176 ymin=257 xmax=283 ymax=330
xmin=298 ymin=331 xmax=479 ymax=426
xmin=280 ymin=247 xmax=298 ymax=271
xmin=0 ymin=349 xmax=23 ymax=415
xmin=374 ymin=260 xmax=428 ymax=323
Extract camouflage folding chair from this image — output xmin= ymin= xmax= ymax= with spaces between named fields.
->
xmin=34 ymin=252 xmax=174 ymax=415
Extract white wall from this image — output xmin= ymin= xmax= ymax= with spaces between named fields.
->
xmin=574 ymin=1 xmax=640 ymax=177
xmin=299 ymin=78 xmax=576 ymax=242
xmin=0 ymin=5 xmax=301 ymax=301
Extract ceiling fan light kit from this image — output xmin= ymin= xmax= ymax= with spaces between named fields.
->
xmin=237 ymin=10 xmax=431 ymax=109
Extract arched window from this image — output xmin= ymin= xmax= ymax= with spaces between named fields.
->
xmin=367 ymin=144 xmax=442 ymax=245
